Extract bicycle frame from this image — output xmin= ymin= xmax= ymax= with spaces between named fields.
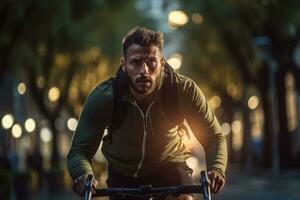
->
xmin=84 ymin=170 xmax=211 ymax=200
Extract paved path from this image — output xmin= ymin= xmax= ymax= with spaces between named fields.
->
xmin=212 ymin=170 xmax=300 ymax=200
xmin=28 ymin=170 xmax=300 ymax=200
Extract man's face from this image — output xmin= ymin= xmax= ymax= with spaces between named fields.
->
xmin=122 ymin=44 xmax=164 ymax=95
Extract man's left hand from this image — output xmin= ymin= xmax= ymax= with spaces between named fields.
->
xmin=208 ymin=171 xmax=225 ymax=193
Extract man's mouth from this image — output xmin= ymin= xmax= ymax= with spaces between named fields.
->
xmin=136 ymin=77 xmax=152 ymax=84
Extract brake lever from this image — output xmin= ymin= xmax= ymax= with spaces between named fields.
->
xmin=200 ymin=171 xmax=211 ymax=200
xmin=84 ymin=175 xmax=94 ymax=200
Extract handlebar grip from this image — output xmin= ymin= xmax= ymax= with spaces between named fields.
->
xmin=84 ymin=175 xmax=94 ymax=200
xmin=200 ymin=171 xmax=211 ymax=200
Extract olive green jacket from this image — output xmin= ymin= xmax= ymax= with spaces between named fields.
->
xmin=67 ymin=72 xmax=227 ymax=180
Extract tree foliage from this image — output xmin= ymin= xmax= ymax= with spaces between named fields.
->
xmin=0 ymin=0 xmax=156 ymax=165
xmin=177 ymin=0 xmax=300 ymax=168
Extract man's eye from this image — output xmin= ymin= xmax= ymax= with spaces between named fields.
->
xmin=131 ymin=59 xmax=142 ymax=65
xmin=147 ymin=60 xmax=157 ymax=67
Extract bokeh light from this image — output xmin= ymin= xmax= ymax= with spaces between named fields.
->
xmin=55 ymin=53 xmax=70 ymax=67
xmin=48 ymin=87 xmax=60 ymax=102
xmin=37 ymin=76 xmax=45 ymax=88
xmin=192 ymin=13 xmax=204 ymax=24
xmin=208 ymin=95 xmax=222 ymax=110
xmin=1 ymin=114 xmax=14 ymax=129
xmin=227 ymin=83 xmax=238 ymax=98
xmin=232 ymin=120 xmax=243 ymax=151
xmin=40 ymin=127 xmax=52 ymax=142
xmin=168 ymin=10 xmax=189 ymax=27
xmin=12 ymin=124 xmax=22 ymax=138
xmin=285 ymin=72 xmax=297 ymax=132
xmin=248 ymin=95 xmax=259 ymax=110
xmin=221 ymin=123 xmax=231 ymax=136
xmin=17 ymin=82 xmax=26 ymax=95
xmin=232 ymin=120 xmax=242 ymax=133
xmin=25 ymin=118 xmax=36 ymax=132
xmin=67 ymin=118 xmax=78 ymax=131
xmin=167 ymin=53 xmax=182 ymax=70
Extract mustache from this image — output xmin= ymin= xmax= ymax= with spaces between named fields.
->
xmin=136 ymin=76 xmax=152 ymax=83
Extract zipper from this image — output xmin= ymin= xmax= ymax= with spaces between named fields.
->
xmin=132 ymin=102 xmax=154 ymax=178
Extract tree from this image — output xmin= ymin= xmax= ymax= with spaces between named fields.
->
xmin=173 ymin=0 xmax=300 ymax=171
xmin=1 ymin=0 xmax=157 ymax=167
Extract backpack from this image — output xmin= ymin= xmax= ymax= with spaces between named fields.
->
xmin=107 ymin=63 xmax=185 ymax=132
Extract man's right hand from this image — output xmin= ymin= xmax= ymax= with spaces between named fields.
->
xmin=208 ymin=171 xmax=225 ymax=194
xmin=72 ymin=175 xmax=98 ymax=196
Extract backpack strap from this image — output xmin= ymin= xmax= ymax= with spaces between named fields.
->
xmin=162 ymin=63 xmax=188 ymax=139
xmin=107 ymin=66 xmax=129 ymax=131
xmin=161 ymin=63 xmax=184 ymax=124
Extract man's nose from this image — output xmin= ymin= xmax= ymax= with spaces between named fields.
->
xmin=140 ymin=62 xmax=150 ymax=74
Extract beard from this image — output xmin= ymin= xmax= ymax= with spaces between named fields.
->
xmin=129 ymin=75 xmax=152 ymax=94
xmin=126 ymin=71 xmax=161 ymax=95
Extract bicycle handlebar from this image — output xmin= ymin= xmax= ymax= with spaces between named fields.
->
xmin=84 ymin=170 xmax=211 ymax=200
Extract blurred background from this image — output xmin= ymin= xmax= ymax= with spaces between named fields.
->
xmin=0 ymin=0 xmax=300 ymax=199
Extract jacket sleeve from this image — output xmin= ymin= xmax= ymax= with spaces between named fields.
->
xmin=178 ymin=77 xmax=227 ymax=179
xmin=67 ymin=80 xmax=113 ymax=180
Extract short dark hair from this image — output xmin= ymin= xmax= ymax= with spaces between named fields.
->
xmin=122 ymin=27 xmax=164 ymax=56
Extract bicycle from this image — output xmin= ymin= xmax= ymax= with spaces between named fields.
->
xmin=84 ymin=170 xmax=211 ymax=200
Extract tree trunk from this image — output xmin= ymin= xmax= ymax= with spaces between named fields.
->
xmin=259 ymin=64 xmax=272 ymax=168
xmin=50 ymin=119 xmax=59 ymax=166
xmin=291 ymin=67 xmax=300 ymax=167
xmin=242 ymin=106 xmax=253 ymax=174
xmin=276 ymin=67 xmax=292 ymax=169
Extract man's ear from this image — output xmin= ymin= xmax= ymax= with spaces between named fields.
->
xmin=120 ymin=57 xmax=125 ymax=71
xmin=161 ymin=57 xmax=166 ymax=69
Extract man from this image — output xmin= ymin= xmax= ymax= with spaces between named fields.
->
xmin=68 ymin=27 xmax=227 ymax=200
